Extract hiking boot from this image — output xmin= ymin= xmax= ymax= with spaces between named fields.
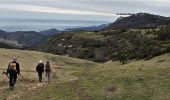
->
xmin=10 ymin=86 xmax=14 ymax=91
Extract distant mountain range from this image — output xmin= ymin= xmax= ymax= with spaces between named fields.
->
xmin=39 ymin=24 xmax=109 ymax=35
xmin=39 ymin=28 xmax=61 ymax=35
xmin=1 ymin=13 xmax=170 ymax=53
xmin=63 ymin=24 xmax=109 ymax=32
xmin=106 ymin=13 xmax=170 ymax=29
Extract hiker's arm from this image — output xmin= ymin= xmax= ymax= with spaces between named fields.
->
xmin=17 ymin=63 xmax=20 ymax=75
xmin=6 ymin=63 xmax=10 ymax=74
xmin=36 ymin=64 xmax=39 ymax=72
xmin=50 ymin=64 xmax=52 ymax=72
xmin=42 ymin=64 xmax=45 ymax=72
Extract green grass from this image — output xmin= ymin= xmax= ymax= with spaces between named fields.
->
xmin=1 ymin=49 xmax=170 ymax=100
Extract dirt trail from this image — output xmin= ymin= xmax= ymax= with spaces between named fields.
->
xmin=0 ymin=76 xmax=48 ymax=100
xmin=6 ymin=78 xmax=78 ymax=100
xmin=7 ymin=82 xmax=46 ymax=100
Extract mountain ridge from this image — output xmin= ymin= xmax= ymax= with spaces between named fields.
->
xmin=35 ymin=13 xmax=170 ymax=62
xmin=40 ymin=28 xmax=61 ymax=35
xmin=106 ymin=13 xmax=170 ymax=30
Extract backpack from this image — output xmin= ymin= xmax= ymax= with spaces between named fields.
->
xmin=8 ymin=62 xmax=17 ymax=72
xmin=45 ymin=64 xmax=51 ymax=72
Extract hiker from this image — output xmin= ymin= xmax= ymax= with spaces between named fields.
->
xmin=36 ymin=60 xmax=44 ymax=83
xmin=7 ymin=57 xmax=20 ymax=90
xmin=45 ymin=61 xmax=52 ymax=83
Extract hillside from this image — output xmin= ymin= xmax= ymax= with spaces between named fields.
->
xmin=0 ymin=42 xmax=17 ymax=49
xmin=0 ymin=48 xmax=97 ymax=99
xmin=0 ymin=48 xmax=95 ymax=74
xmin=35 ymin=25 xmax=170 ymax=62
xmin=40 ymin=28 xmax=61 ymax=35
xmin=106 ymin=13 xmax=170 ymax=30
xmin=63 ymin=24 xmax=109 ymax=32
xmin=1 ymin=48 xmax=170 ymax=99
xmin=0 ymin=30 xmax=7 ymax=36
xmin=0 ymin=31 xmax=46 ymax=48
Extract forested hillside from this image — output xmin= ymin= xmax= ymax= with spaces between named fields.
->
xmin=35 ymin=24 xmax=170 ymax=62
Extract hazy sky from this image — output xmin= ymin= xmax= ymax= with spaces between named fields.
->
xmin=0 ymin=0 xmax=169 ymax=31
xmin=0 ymin=0 xmax=169 ymax=21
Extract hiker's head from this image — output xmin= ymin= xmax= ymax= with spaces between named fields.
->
xmin=39 ymin=60 xmax=43 ymax=63
xmin=13 ymin=57 xmax=17 ymax=62
xmin=47 ymin=61 xmax=49 ymax=64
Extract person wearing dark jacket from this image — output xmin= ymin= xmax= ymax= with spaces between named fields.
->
xmin=36 ymin=60 xmax=44 ymax=83
xmin=7 ymin=57 xmax=20 ymax=90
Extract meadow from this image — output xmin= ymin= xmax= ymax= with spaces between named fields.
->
xmin=0 ymin=48 xmax=170 ymax=100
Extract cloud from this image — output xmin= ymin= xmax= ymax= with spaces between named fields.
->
xmin=0 ymin=3 xmax=117 ymax=17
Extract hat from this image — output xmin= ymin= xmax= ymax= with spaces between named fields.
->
xmin=39 ymin=60 xmax=43 ymax=63
xmin=13 ymin=57 xmax=17 ymax=61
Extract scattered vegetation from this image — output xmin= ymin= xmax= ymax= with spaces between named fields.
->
xmin=35 ymin=25 xmax=170 ymax=63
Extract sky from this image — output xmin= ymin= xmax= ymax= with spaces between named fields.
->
xmin=0 ymin=0 xmax=169 ymax=31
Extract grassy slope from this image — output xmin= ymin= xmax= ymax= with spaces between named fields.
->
xmin=0 ymin=48 xmax=96 ymax=77
xmin=1 ymin=49 xmax=170 ymax=100
xmin=0 ymin=48 xmax=97 ymax=99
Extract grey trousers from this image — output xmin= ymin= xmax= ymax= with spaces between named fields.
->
xmin=45 ymin=72 xmax=51 ymax=82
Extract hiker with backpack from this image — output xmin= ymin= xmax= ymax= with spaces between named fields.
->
xmin=45 ymin=61 xmax=52 ymax=83
xmin=36 ymin=60 xmax=44 ymax=83
xmin=7 ymin=57 xmax=20 ymax=90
